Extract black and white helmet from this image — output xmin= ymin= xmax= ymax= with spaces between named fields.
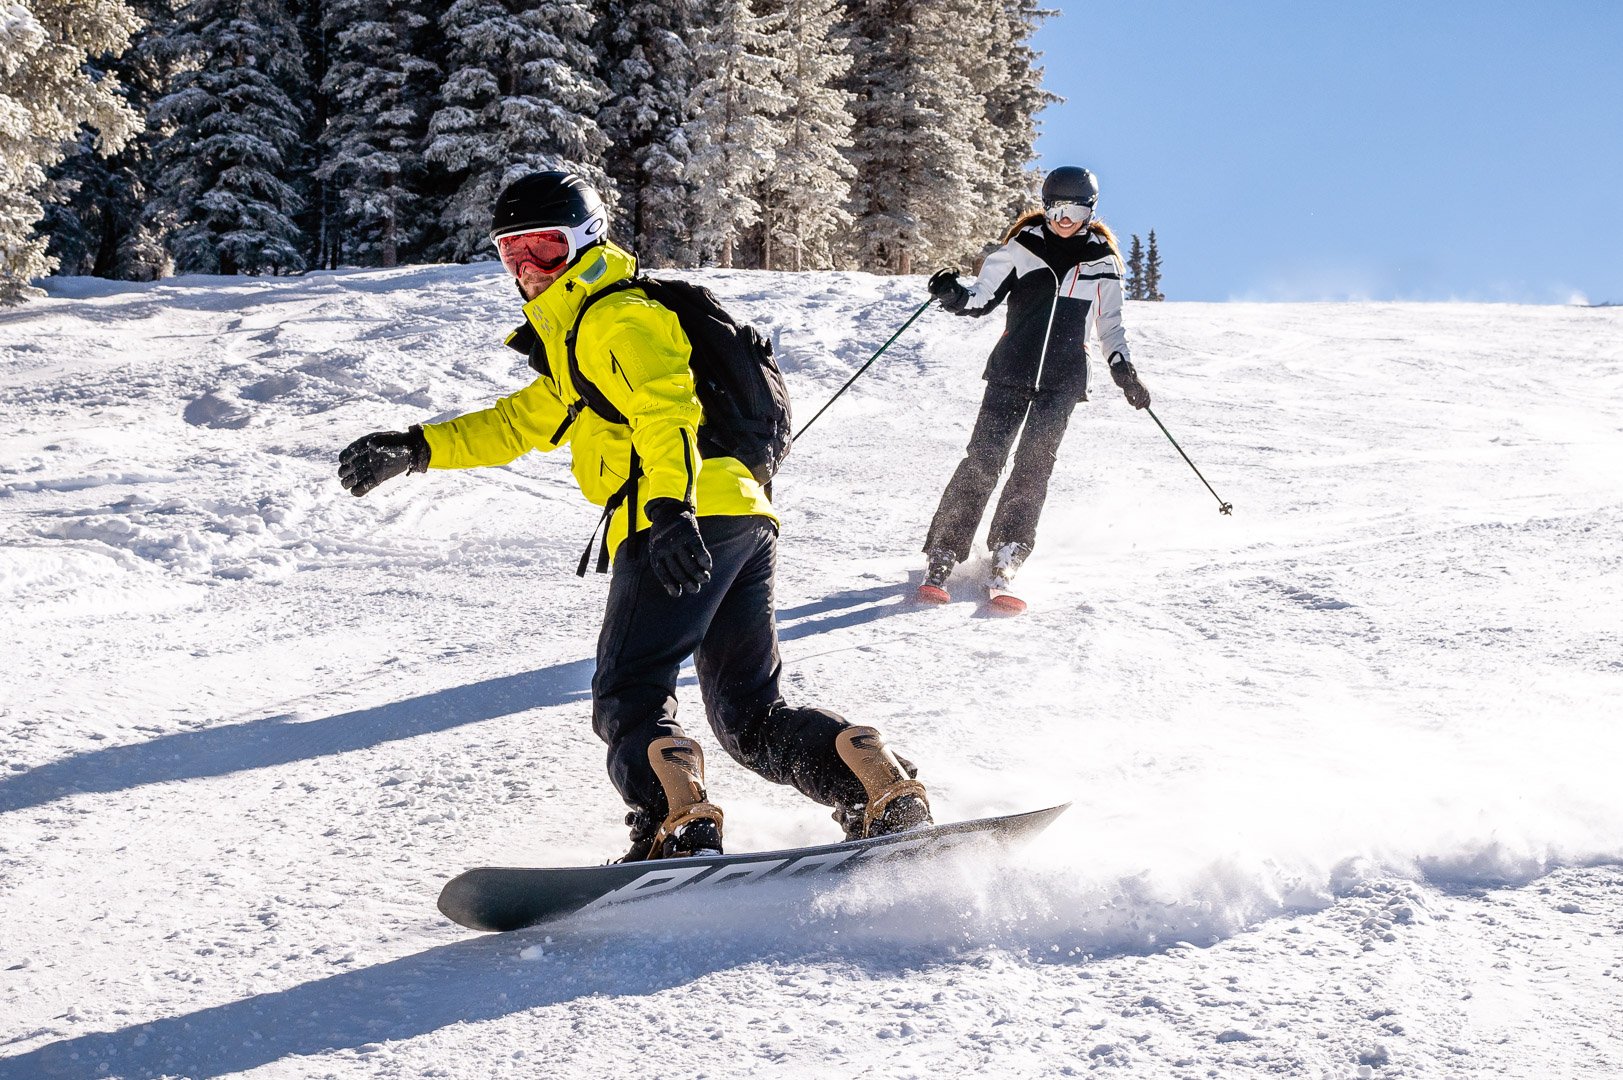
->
xmin=489 ymin=171 xmax=608 ymax=267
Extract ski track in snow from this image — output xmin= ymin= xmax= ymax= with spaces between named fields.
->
xmin=2 ymin=265 xmax=1621 ymax=1079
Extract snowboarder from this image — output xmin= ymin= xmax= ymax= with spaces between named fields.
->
xmin=920 ymin=166 xmax=1151 ymax=603
xmin=337 ymin=171 xmax=931 ymax=861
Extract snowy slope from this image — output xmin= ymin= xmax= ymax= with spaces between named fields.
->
xmin=2 ymin=264 xmax=1621 ymax=1080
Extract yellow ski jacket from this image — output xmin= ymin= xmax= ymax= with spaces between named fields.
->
xmin=419 ymin=242 xmax=776 ymax=559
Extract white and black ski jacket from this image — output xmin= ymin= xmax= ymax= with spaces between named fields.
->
xmin=944 ymin=221 xmax=1131 ymax=400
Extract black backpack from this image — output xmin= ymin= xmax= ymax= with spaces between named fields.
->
xmin=565 ymin=276 xmax=792 ymax=486
xmin=522 ymin=275 xmax=793 ymax=574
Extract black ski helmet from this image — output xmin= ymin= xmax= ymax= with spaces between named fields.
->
xmin=1041 ymin=166 xmax=1100 ymax=209
xmin=489 ymin=170 xmax=608 ymax=258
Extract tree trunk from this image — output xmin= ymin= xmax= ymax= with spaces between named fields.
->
xmin=381 ymin=183 xmax=398 ymax=268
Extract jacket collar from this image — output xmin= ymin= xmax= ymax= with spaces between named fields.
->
xmin=1014 ymin=221 xmax=1112 ymax=268
xmin=520 ymin=241 xmax=638 ymax=340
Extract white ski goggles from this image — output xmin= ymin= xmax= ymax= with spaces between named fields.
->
xmin=1044 ymin=201 xmax=1095 ymax=225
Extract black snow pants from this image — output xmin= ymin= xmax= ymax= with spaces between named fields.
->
xmin=593 ymin=514 xmax=869 ymax=818
xmin=924 ymin=382 xmax=1080 ymax=563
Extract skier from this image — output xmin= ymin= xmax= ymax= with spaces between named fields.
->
xmin=337 ymin=171 xmax=930 ymax=861
xmin=920 ymin=166 xmax=1150 ymax=602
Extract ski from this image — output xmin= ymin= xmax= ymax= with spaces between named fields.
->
xmin=915 ymin=583 xmax=950 ymax=604
xmin=986 ymin=587 xmax=1027 ymax=614
xmin=438 ymin=803 xmax=1069 ymax=932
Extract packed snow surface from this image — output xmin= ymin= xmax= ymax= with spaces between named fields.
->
xmin=2 ymin=264 xmax=1621 ymax=1079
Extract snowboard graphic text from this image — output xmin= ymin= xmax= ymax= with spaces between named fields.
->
xmin=579 ymin=829 xmax=976 ymax=913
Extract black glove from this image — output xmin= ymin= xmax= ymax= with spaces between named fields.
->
xmin=338 ymin=426 xmax=430 ymax=497
xmin=927 ymin=268 xmax=969 ymax=312
xmin=1109 ymin=356 xmax=1151 ymax=410
xmin=645 ymin=497 xmax=712 ymax=597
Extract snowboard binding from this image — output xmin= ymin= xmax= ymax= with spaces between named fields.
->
xmin=832 ymin=726 xmax=932 ymax=841
xmin=620 ymin=736 xmax=725 ymax=862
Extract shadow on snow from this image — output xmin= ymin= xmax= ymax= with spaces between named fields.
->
xmin=0 ymin=584 xmax=915 ymax=814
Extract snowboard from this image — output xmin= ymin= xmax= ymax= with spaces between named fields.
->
xmin=438 ymin=803 xmax=1069 ymax=932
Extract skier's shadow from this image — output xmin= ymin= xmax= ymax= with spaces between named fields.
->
xmin=0 ymin=585 xmax=913 ymax=815
xmin=776 ymin=580 xmax=916 ymax=639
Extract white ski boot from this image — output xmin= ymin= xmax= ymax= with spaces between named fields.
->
xmin=987 ymin=541 xmax=1032 ymax=614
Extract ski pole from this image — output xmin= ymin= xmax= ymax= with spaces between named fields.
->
xmin=794 ymin=297 xmax=935 ymax=441
xmin=1144 ymin=406 xmax=1234 ymax=515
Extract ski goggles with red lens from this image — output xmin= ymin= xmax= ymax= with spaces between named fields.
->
xmin=494 ymin=227 xmax=575 ymax=278
xmin=1044 ymin=200 xmax=1095 ymax=225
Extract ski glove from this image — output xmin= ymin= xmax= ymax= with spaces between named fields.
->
xmin=1109 ymin=356 xmax=1151 ymax=410
xmin=927 ymin=268 xmax=969 ymax=312
xmin=338 ymin=426 xmax=430 ymax=497
xmin=645 ymin=497 xmax=713 ymax=598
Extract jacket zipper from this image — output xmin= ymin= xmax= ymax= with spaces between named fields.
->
xmin=1031 ymin=266 xmax=1061 ymax=391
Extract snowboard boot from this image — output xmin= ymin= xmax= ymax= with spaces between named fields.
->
xmin=988 ymin=541 xmax=1032 ymax=591
xmin=831 ymin=726 xmax=932 ymax=841
xmin=917 ymin=549 xmax=956 ymax=603
xmin=620 ymin=736 xmax=725 ymax=862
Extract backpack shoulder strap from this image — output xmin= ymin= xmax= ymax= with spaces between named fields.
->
xmin=562 ymin=277 xmax=649 ymax=576
xmin=564 ymin=278 xmax=644 ymax=428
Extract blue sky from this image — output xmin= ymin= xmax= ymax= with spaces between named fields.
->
xmin=1031 ymin=2 xmax=1623 ymax=303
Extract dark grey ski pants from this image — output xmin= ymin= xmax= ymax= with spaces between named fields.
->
xmin=924 ymin=382 xmax=1080 ymax=563
xmin=593 ymin=514 xmax=868 ymax=817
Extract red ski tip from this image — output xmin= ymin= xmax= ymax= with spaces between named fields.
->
xmin=987 ymin=591 xmax=1027 ymax=615
xmin=915 ymin=584 xmax=950 ymax=604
